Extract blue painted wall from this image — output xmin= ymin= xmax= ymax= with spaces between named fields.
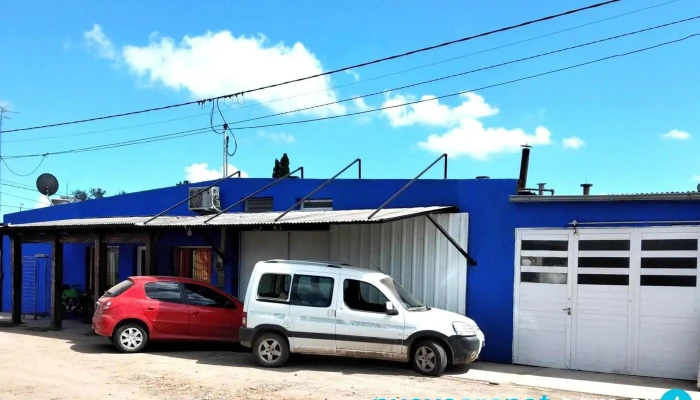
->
xmin=5 ymin=176 xmax=697 ymax=365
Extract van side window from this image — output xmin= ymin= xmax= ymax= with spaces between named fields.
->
xmin=290 ymin=275 xmax=334 ymax=308
xmin=257 ymin=273 xmax=292 ymax=301
xmin=343 ymin=279 xmax=388 ymax=313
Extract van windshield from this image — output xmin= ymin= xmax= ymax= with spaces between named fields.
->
xmin=380 ymin=277 xmax=426 ymax=310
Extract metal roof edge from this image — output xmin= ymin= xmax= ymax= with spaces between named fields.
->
xmin=509 ymin=193 xmax=700 ymax=203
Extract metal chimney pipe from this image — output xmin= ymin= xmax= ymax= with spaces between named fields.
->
xmin=518 ymin=145 xmax=531 ymax=191
xmin=581 ymin=183 xmax=592 ymax=196
xmin=537 ymin=183 xmax=546 ymax=196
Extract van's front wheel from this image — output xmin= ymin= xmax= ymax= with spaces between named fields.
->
xmin=253 ymin=333 xmax=289 ymax=368
xmin=412 ymin=340 xmax=447 ymax=376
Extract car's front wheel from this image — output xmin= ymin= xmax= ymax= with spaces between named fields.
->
xmin=253 ymin=333 xmax=289 ymax=368
xmin=412 ymin=340 xmax=448 ymax=376
xmin=113 ymin=323 xmax=148 ymax=353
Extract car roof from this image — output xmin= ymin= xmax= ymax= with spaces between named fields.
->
xmin=127 ymin=276 xmax=215 ymax=285
xmin=261 ymin=259 xmax=389 ymax=278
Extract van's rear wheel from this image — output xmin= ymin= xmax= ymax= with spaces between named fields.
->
xmin=412 ymin=340 xmax=447 ymax=376
xmin=253 ymin=333 xmax=289 ymax=368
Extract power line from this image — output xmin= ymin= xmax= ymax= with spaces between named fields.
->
xmin=0 ymin=191 xmax=46 ymax=204
xmin=227 ymin=34 xmax=699 ymax=131
xmin=0 ymin=203 xmax=37 ymax=210
xmin=2 ymin=29 xmax=694 ymax=161
xmin=0 ymin=156 xmax=47 ymax=176
xmin=2 ymin=0 xmax=672 ymax=146
xmin=1 ymin=0 xmax=623 ymax=134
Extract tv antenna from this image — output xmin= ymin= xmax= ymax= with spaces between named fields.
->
xmin=36 ymin=173 xmax=60 ymax=206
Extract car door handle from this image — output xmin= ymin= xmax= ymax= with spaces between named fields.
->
xmin=192 ymin=310 xmax=199 ymax=315
xmin=147 ymin=306 xmax=155 ymax=311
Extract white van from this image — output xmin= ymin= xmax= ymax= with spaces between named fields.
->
xmin=239 ymin=259 xmax=485 ymax=376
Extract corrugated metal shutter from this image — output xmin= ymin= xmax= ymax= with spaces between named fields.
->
xmin=329 ymin=213 xmax=469 ymax=315
xmin=245 ymin=197 xmax=273 ymax=213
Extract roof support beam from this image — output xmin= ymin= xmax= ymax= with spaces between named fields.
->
xmin=204 ymin=166 xmax=304 ymax=224
xmin=425 ymin=214 xmax=477 ymax=266
xmin=275 ymin=158 xmax=361 ymax=222
xmin=50 ymin=235 xmax=64 ymax=329
xmin=368 ymin=154 xmax=448 ymax=220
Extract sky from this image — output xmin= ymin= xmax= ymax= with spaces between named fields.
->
xmin=1 ymin=0 xmax=699 ymax=217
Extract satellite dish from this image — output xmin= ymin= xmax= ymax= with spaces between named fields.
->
xmin=36 ymin=173 xmax=59 ymax=196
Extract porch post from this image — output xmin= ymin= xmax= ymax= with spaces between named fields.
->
xmin=10 ymin=235 xmax=22 ymax=324
xmin=94 ymin=234 xmax=107 ymax=298
xmin=50 ymin=235 xmax=64 ymax=329
xmin=144 ymin=231 xmax=158 ymax=276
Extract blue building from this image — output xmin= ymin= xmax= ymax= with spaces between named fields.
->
xmin=2 ymin=149 xmax=699 ymax=382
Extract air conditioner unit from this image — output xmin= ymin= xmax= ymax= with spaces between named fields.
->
xmin=188 ymin=187 xmax=221 ymax=213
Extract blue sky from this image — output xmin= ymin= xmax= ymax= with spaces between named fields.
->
xmin=1 ymin=0 xmax=699 ymax=217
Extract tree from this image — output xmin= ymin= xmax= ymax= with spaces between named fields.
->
xmin=69 ymin=187 xmax=107 ymax=202
xmin=280 ymin=153 xmax=290 ymax=176
xmin=176 ymin=180 xmax=190 ymax=186
xmin=272 ymin=159 xmax=282 ymax=178
xmin=116 ymin=190 xmax=127 ymax=196
xmin=89 ymin=188 xmax=107 ymax=199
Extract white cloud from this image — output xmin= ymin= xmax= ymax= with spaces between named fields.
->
xmin=184 ymin=163 xmax=248 ymax=182
xmin=108 ymin=29 xmax=345 ymax=117
xmin=382 ymin=92 xmax=499 ymax=128
xmin=692 ymin=175 xmax=700 ymax=181
xmin=562 ymin=136 xmax=586 ymax=149
xmin=83 ymin=24 xmax=117 ymax=61
xmin=382 ymin=91 xmax=551 ymax=160
xmin=258 ymin=131 xmax=295 ymax=143
xmin=345 ymin=69 xmax=360 ymax=81
xmin=661 ymin=129 xmax=691 ymax=140
xmin=352 ymin=97 xmax=372 ymax=112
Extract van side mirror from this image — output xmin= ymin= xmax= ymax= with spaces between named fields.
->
xmin=385 ymin=301 xmax=399 ymax=315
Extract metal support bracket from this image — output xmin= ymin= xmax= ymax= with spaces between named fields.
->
xmin=196 ymin=229 xmax=228 ymax=263
xmin=143 ymin=170 xmax=242 ymax=225
xmin=275 ymin=159 xmax=361 ymax=222
xmin=368 ymin=154 xmax=447 ymax=220
xmin=204 ymin=166 xmax=304 ymax=224
xmin=425 ymin=214 xmax=476 ymax=266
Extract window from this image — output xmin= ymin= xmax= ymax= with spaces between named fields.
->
xmin=257 ymin=274 xmax=292 ymax=301
xmin=176 ymin=247 xmax=211 ymax=283
xmin=381 ymin=277 xmax=424 ymax=309
xmin=520 ymin=272 xmax=567 ymax=284
xmin=103 ymin=279 xmax=134 ymax=298
xmin=144 ymin=281 xmax=182 ymax=303
xmin=245 ymin=197 xmax=273 ymax=213
xmin=343 ymin=279 xmax=388 ymax=313
xmin=290 ymin=275 xmax=334 ymax=308
xmin=87 ymin=246 xmax=120 ymax=289
xmin=184 ymin=283 xmax=232 ymax=308
xmin=300 ymin=199 xmax=333 ymax=211
xmin=521 ymin=240 xmax=568 ymax=251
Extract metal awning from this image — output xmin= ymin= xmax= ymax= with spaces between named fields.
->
xmin=0 ymin=206 xmax=457 ymax=231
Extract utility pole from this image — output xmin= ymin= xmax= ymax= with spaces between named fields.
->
xmin=222 ymin=123 xmax=228 ymax=179
xmin=0 ymin=106 xmax=19 ymax=221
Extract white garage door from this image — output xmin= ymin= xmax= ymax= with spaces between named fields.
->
xmin=238 ymin=231 xmax=330 ymax=300
xmin=514 ymin=227 xmax=700 ymax=380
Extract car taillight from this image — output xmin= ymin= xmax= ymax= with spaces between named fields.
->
xmin=242 ymin=312 xmax=247 ymax=327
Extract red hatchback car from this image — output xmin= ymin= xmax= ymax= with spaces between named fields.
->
xmin=92 ymin=276 xmax=243 ymax=353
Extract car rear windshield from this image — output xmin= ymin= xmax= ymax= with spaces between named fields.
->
xmin=103 ymin=279 xmax=135 ymax=297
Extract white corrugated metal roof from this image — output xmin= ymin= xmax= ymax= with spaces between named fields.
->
xmin=3 ymin=206 xmax=454 ymax=229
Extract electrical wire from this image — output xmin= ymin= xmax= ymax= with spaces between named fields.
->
xmin=3 ymin=0 xmax=676 ymax=145
xmin=1 ymin=0 xmax=623 ymax=134
xmin=0 ymin=204 xmax=37 ymax=210
xmin=1 ymin=30 xmax=694 ymax=160
xmin=226 ymin=33 xmax=699 ymax=131
xmin=0 ymin=155 xmax=47 ymax=176
xmin=0 ymin=191 xmax=48 ymax=204
xmin=0 ymin=179 xmax=69 ymax=196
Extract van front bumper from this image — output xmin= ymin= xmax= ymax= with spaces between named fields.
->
xmin=239 ymin=327 xmax=254 ymax=348
xmin=447 ymin=333 xmax=485 ymax=364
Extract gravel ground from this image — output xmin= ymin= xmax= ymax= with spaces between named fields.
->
xmin=0 ymin=321 xmax=606 ymax=400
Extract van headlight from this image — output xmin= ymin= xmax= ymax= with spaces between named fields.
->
xmin=453 ymin=321 xmax=477 ymax=336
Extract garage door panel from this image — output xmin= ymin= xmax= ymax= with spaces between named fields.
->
xmin=239 ymin=232 xmax=289 ymax=300
xmin=576 ymin=286 xmax=628 ymax=315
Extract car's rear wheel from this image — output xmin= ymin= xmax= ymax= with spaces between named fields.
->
xmin=412 ymin=340 xmax=448 ymax=376
xmin=113 ymin=324 xmax=148 ymax=353
xmin=253 ymin=333 xmax=289 ymax=368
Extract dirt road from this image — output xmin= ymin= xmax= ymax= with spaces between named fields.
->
xmin=0 ymin=322 xmax=597 ymax=400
